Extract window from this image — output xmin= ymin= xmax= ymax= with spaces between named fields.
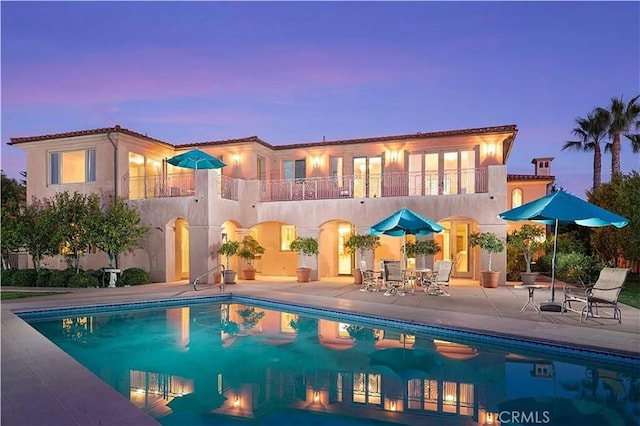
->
xmin=512 ymin=188 xmax=523 ymax=208
xmin=330 ymin=156 xmax=344 ymax=186
xmin=50 ymin=149 xmax=96 ymax=185
xmin=280 ymin=225 xmax=296 ymax=251
xmin=283 ymin=159 xmax=306 ymax=181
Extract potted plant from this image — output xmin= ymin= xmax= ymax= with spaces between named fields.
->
xmin=218 ymin=240 xmax=240 ymax=284
xmin=469 ymin=231 xmax=505 ymax=288
xmin=405 ymin=239 xmax=441 ymax=269
xmin=289 ymin=236 xmax=319 ymax=282
xmin=343 ymin=234 xmax=381 ymax=284
xmin=237 ymin=235 xmax=265 ymax=280
xmin=508 ymin=224 xmax=546 ymax=285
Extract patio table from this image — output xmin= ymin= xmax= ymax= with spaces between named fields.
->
xmin=514 ymin=284 xmax=549 ymax=313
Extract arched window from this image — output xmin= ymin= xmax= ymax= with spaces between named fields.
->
xmin=512 ymin=188 xmax=523 ymax=208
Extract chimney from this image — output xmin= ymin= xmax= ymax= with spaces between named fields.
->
xmin=531 ymin=157 xmax=554 ymax=176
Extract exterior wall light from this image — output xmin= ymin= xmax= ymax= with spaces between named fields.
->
xmin=232 ymin=154 xmax=240 ymax=165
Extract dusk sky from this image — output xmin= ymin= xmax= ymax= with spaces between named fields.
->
xmin=2 ymin=1 xmax=639 ymax=198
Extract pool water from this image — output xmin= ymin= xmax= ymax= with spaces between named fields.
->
xmin=25 ymin=298 xmax=639 ymax=425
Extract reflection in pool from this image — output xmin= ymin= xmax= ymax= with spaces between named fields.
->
xmin=26 ymin=300 xmax=639 ymax=425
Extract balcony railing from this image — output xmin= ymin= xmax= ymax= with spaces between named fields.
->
xmin=259 ymin=169 xmax=487 ymax=201
xmin=124 ymin=168 xmax=487 ymax=201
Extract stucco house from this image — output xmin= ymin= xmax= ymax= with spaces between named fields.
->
xmin=9 ymin=124 xmax=554 ymax=286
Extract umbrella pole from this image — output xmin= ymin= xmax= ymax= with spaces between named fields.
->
xmin=540 ymin=219 xmax=562 ymax=312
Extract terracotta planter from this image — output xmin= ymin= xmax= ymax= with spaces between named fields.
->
xmin=243 ymin=269 xmax=256 ymax=280
xmin=481 ymin=271 xmax=500 ymax=288
xmin=353 ymin=268 xmax=362 ymax=285
xmin=296 ymin=268 xmax=312 ymax=283
xmin=520 ymin=271 xmax=539 ymax=286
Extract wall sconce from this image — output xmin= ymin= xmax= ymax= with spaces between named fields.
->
xmin=487 ymin=143 xmax=496 ymax=156
xmin=390 ymin=151 xmax=398 ymax=162
xmin=232 ymin=154 xmax=240 ymax=165
xmin=390 ymin=400 xmax=396 ymax=411
xmin=233 ymin=395 xmax=240 ymax=408
xmin=313 ymin=157 xmax=321 ymax=168
xmin=313 ymin=391 xmax=320 ymax=403
xmin=485 ymin=412 xmax=495 ymax=425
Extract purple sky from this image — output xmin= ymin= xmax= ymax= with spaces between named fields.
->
xmin=2 ymin=2 xmax=639 ymax=197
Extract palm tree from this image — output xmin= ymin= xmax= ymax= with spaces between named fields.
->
xmin=597 ymin=95 xmax=640 ymax=176
xmin=563 ymin=109 xmax=610 ymax=189
xmin=624 ymin=133 xmax=640 ymax=154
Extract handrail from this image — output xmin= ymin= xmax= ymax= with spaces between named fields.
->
xmin=193 ymin=264 xmax=225 ymax=292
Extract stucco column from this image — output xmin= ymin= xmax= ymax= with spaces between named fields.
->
xmin=188 ymin=224 xmax=224 ymax=285
xmin=297 ymin=227 xmax=320 ymax=281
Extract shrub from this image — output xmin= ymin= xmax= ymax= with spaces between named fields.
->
xmin=36 ymin=269 xmax=54 ymax=287
xmin=555 ymin=252 xmax=605 ymax=286
xmin=118 ymin=268 xmax=149 ymax=286
xmin=49 ymin=268 xmax=78 ymax=288
xmin=1 ymin=269 xmax=16 ymax=286
xmin=12 ymin=269 xmax=38 ymax=287
xmin=67 ymin=271 xmax=100 ymax=288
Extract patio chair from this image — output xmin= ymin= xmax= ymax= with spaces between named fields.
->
xmin=562 ymin=267 xmax=629 ymax=323
xmin=381 ymin=260 xmax=404 ymax=296
xmin=359 ymin=260 xmax=381 ymax=292
xmin=425 ymin=260 xmax=453 ymax=296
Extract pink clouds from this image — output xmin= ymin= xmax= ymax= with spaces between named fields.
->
xmin=2 ymin=44 xmax=427 ymax=107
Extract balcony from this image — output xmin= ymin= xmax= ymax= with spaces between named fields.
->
xmin=259 ymin=169 xmax=487 ymax=202
xmin=124 ymin=172 xmax=239 ymax=201
xmin=123 ymin=168 xmax=487 ymax=202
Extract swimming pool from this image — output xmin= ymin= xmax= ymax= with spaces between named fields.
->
xmin=20 ymin=295 xmax=640 ymax=425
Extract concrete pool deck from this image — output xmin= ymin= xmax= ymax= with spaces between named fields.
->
xmin=2 ymin=277 xmax=639 ymax=425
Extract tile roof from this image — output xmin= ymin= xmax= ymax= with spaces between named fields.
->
xmin=507 ymin=174 xmax=555 ymax=181
xmin=9 ymin=124 xmax=518 ymax=150
xmin=8 ymin=125 xmax=173 ymax=147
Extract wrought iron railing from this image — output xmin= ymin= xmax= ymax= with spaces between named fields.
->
xmin=123 ymin=168 xmax=487 ymax=201
xmin=259 ymin=168 xmax=487 ymax=201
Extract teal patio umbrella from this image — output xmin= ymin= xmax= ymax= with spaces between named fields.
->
xmin=370 ymin=207 xmax=444 ymax=268
xmin=167 ymin=149 xmax=226 ymax=170
xmin=499 ymin=190 xmax=628 ymax=311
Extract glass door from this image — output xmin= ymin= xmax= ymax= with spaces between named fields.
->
xmin=440 ymin=220 xmax=473 ymax=278
xmin=338 ymin=223 xmax=353 ymax=275
xmin=353 ymin=156 xmax=382 ymax=198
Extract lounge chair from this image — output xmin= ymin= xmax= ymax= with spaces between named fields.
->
xmin=381 ymin=260 xmax=403 ymax=296
xmin=562 ymin=267 xmax=629 ymax=323
xmin=425 ymin=260 xmax=452 ymax=296
xmin=359 ymin=260 xmax=381 ymax=292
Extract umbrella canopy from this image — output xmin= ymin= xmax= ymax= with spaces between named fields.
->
xmin=499 ymin=190 xmax=628 ymax=310
xmin=167 ymin=149 xmax=226 ymax=170
xmin=369 ymin=207 xmax=443 ymax=268
xmin=369 ymin=207 xmax=444 ymax=237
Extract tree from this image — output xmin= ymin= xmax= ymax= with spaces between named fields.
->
xmin=597 ymin=95 xmax=640 ymax=176
xmin=51 ymin=192 xmax=102 ymax=272
xmin=0 ymin=172 xmax=26 ymax=267
xmin=588 ymin=172 xmax=640 ymax=266
xmin=562 ymin=109 xmax=610 ymax=189
xmin=343 ymin=233 xmax=380 ymax=267
xmin=20 ymin=197 xmax=59 ymax=272
xmin=94 ymin=197 xmax=149 ymax=268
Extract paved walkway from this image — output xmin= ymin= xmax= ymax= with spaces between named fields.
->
xmin=2 ymin=277 xmax=639 ymax=425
